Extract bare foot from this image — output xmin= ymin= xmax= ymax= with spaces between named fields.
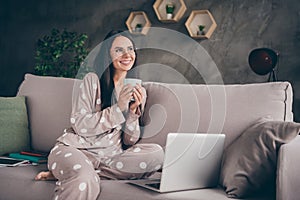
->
xmin=35 ymin=171 xmax=56 ymax=181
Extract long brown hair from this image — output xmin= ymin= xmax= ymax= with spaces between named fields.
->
xmin=94 ymin=30 xmax=137 ymax=109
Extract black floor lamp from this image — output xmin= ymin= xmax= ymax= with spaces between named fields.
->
xmin=248 ymin=48 xmax=279 ymax=82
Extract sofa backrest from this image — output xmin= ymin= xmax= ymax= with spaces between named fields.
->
xmin=17 ymin=74 xmax=75 ymax=152
xmin=17 ymin=74 xmax=293 ymax=152
xmin=140 ymin=81 xmax=294 ymax=148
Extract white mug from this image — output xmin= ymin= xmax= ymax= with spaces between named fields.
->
xmin=123 ymin=78 xmax=142 ymax=86
xmin=124 ymin=78 xmax=142 ymax=101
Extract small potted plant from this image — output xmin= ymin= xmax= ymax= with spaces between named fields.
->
xmin=166 ymin=3 xmax=175 ymax=19
xmin=197 ymin=25 xmax=206 ymax=35
xmin=135 ymin=23 xmax=143 ymax=33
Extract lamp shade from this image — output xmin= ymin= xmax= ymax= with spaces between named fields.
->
xmin=248 ymin=48 xmax=278 ymax=75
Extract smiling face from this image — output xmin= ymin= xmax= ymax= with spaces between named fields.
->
xmin=110 ymin=36 xmax=136 ymax=73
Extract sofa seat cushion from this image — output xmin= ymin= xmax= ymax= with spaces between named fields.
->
xmin=0 ymin=164 xmax=273 ymax=200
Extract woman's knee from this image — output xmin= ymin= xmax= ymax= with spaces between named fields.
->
xmin=48 ymin=144 xmax=95 ymax=180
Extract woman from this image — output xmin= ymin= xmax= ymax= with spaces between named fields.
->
xmin=35 ymin=30 xmax=164 ymax=200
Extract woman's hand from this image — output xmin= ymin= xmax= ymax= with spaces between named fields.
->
xmin=129 ymin=84 xmax=144 ymax=113
xmin=117 ymin=84 xmax=134 ymax=112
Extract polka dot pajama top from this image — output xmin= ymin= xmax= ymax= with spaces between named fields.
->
xmin=47 ymin=72 xmax=164 ymax=200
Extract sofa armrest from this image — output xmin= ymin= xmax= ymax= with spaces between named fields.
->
xmin=277 ymin=135 xmax=300 ymax=200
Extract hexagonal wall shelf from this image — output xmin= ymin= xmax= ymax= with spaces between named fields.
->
xmin=153 ymin=0 xmax=187 ymax=23
xmin=126 ymin=11 xmax=151 ymax=35
xmin=185 ymin=10 xmax=217 ymax=39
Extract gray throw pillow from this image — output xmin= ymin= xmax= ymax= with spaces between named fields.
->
xmin=0 ymin=96 xmax=30 ymax=155
xmin=220 ymin=117 xmax=300 ymax=198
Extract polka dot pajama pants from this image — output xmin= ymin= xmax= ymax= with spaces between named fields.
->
xmin=48 ymin=143 xmax=164 ymax=200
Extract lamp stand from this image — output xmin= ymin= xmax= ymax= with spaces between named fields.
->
xmin=268 ymin=68 xmax=277 ymax=82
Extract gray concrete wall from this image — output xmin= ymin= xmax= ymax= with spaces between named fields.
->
xmin=0 ymin=0 xmax=300 ymax=121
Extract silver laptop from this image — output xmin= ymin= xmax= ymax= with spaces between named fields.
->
xmin=128 ymin=133 xmax=225 ymax=193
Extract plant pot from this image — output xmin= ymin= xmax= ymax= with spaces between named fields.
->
xmin=166 ymin=4 xmax=175 ymax=19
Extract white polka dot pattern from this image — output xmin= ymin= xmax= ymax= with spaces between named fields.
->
xmin=139 ymin=162 xmax=147 ymax=169
xmin=116 ymin=107 xmax=121 ymax=113
xmin=96 ymin=99 xmax=101 ymax=105
xmin=64 ymin=153 xmax=72 ymax=157
xmin=73 ymin=164 xmax=82 ymax=170
xmin=82 ymin=93 xmax=86 ymax=99
xmin=86 ymin=114 xmax=92 ymax=118
xmin=79 ymin=182 xmax=87 ymax=191
xmin=80 ymin=129 xmax=87 ymax=133
xmin=70 ymin=118 xmax=76 ymax=124
xmin=127 ymin=125 xmax=134 ymax=131
xmin=133 ymin=147 xmax=141 ymax=153
xmin=60 ymin=170 xmax=64 ymax=175
xmin=52 ymin=145 xmax=59 ymax=152
xmin=79 ymin=138 xmax=85 ymax=144
xmin=51 ymin=162 xmax=57 ymax=170
xmin=56 ymin=151 xmax=62 ymax=155
xmin=85 ymin=159 xmax=92 ymax=165
xmin=116 ymin=162 xmax=124 ymax=169
xmin=155 ymin=165 xmax=161 ymax=170
xmin=107 ymin=133 xmax=113 ymax=139
xmin=100 ymin=117 xmax=105 ymax=123
xmin=80 ymin=108 xmax=87 ymax=115
xmin=92 ymin=83 xmax=97 ymax=90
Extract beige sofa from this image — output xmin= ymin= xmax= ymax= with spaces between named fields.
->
xmin=0 ymin=73 xmax=299 ymax=200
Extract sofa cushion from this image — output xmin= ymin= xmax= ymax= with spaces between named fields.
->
xmin=17 ymin=74 xmax=75 ymax=152
xmin=140 ymin=81 xmax=293 ymax=149
xmin=219 ymin=117 xmax=300 ymax=198
xmin=0 ymin=96 xmax=30 ymax=155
